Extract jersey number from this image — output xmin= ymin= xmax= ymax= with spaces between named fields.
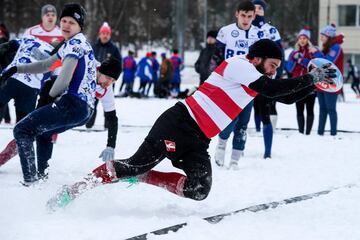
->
xmin=226 ymin=49 xmax=246 ymax=59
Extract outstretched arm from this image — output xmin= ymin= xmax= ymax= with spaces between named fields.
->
xmin=16 ymin=54 xmax=59 ymax=74
xmin=248 ymin=74 xmax=314 ymax=98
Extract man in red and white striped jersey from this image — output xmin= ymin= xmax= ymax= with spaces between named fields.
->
xmin=23 ymin=4 xmax=64 ymax=45
xmin=95 ymin=39 xmax=335 ymax=201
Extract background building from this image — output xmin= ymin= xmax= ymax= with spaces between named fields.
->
xmin=319 ymin=0 xmax=360 ymax=70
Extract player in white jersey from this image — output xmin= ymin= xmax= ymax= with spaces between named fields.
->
xmin=1 ymin=3 xmax=95 ymax=185
xmin=87 ymin=39 xmax=336 ymax=201
xmin=24 ymin=4 xmax=64 ymax=45
xmin=212 ymin=1 xmax=263 ymax=169
xmin=252 ymin=0 xmax=283 ymax=159
xmin=0 ymin=36 xmax=54 ymax=122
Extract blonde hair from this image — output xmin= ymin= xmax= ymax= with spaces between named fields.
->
xmin=295 ymin=39 xmax=313 ymax=51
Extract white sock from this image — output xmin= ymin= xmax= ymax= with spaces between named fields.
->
xmin=270 ymin=115 xmax=278 ymax=130
xmin=231 ymin=149 xmax=244 ymax=162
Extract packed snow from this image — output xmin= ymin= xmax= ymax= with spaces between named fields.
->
xmin=1 ymin=52 xmax=360 ymax=240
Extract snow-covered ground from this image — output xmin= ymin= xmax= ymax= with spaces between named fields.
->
xmin=1 ymin=60 xmax=360 ymax=240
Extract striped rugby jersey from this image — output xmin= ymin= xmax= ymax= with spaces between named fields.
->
xmin=184 ymin=55 xmax=262 ymax=138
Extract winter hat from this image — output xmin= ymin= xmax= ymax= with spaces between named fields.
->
xmin=206 ymin=30 xmax=218 ymax=39
xmin=248 ymin=39 xmax=282 ymax=60
xmin=146 ymin=52 xmax=152 ymax=58
xmin=320 ymin=23 xmax=336 ymax=38
xmin=160 ymin=52 xmax=166 ymax=58
xmin=60 ymin=3 xmax=86 ymax=30
xmin=99 ymin=22 xmax=112 ymax=35
xmin=297 ymin=26 xmax=311 ymax=39
xmin=41 ymin=4 xmax=57 ymax=17
xmin=252 ymin=0 xmax=267 ymax=11
xmin=99 ymin=57 xmax=122 ymax=80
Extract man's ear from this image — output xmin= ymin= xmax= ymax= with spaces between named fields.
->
xmin=253 ymin=57 xmax=262 ymax=65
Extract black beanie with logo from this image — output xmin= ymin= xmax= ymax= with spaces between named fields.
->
xmin=60 ymin=3 xmax=86 ymax=30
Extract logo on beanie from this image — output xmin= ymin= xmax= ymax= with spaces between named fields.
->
xmin=231 ymin=30 xmax=239 ymax=38
xmin=74 ymin=12 xmax=81 ymax=20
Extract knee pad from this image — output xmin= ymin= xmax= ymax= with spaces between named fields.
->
xmin=183 ymin=176 xmax=212 ymax=201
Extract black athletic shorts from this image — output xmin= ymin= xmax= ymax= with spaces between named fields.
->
xmin=146 ymin=102 xmax=211 ymax=169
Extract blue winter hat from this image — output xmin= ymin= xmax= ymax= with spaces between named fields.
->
xmin=320 ymin=24 xmax=336 ymax=38
xmin=252 ymin=0 xmax=267 ymax=11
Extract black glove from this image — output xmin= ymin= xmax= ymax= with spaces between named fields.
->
xmin=0 ymin=66 xmax=17 ymax=83
xmin=309 ymin=63 xmax=337 ymax=84
xmin=36 ymin=92 xmax=56 ymax=109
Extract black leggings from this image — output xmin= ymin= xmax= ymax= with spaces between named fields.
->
xmin=351 ymin=79 xmax=360 ymax=95
xmin=295 ymin=94 xmax=316 ymax=134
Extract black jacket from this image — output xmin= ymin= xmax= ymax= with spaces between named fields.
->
xmin=93 ymin=39 xmax=122 ymax=65
xmin=195 ymin=43 xmax=217 ymax=84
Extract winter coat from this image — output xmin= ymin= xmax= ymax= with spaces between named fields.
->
xmin=122 ymin=55 xmax=137 ymax=83
xmin=195 ymin=43 xmax=216 ymax=84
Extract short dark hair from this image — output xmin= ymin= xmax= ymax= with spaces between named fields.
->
xmin=236 ymin=0 xmax=255 ymax=12
xmin=173 ymin=49 xmax=179 ymax=54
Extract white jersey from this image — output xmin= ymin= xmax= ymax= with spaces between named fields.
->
xmin=4 ymin=36 xmax=54 ymax=89
xmin=24 ymin=24 xmax=64 ymax=44
xmin=257 ymin=23 xmax=281 ymax=42
xmin=184 ymin=55 xmax=263 ymax=138
xmin=57 ymin=33 xmax=96 ymax=108
xmin=95 ymin=85 xmax=115 ymax=112
xmin=217 ymin=23 xmax=262 ymax=59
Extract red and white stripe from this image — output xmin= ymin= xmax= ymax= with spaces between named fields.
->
xmin=184 ymin=56 xmax=262 ymax=138
xmin=24 ymin=24 xmax=64 ymax=44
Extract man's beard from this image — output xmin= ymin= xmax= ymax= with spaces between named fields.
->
xmin=255 ymin=59 xmax=273 ymax=77
xmin=255 ymin=59 xmax=266 ymax=74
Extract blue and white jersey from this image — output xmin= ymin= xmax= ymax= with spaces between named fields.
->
xmin=258 ymin=23 xmax=281 ymax=42
xmin=5 ymin=36 xmax=54 ymax=89
xmin=217 ymin=23 xmax=262 ymax=59
xmin=57 ymin=33 xmax=97 ymax=108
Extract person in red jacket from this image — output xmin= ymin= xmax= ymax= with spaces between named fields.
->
xmin=286 ymin=27 xmax=322 ymax=134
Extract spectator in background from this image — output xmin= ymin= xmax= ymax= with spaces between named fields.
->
xmin=119 ymin=50 xmax=137 ymax=97
xmin=86 ymin=22 xmax=122 ymax=129
xmin=286 ymin=27 xmax=322 ymax=135
xmin=195 ymin=30 xmax=217 ymax=86
xmin=137 ymin=52 xmax=153 ymax=97
xmin=24 ymin=4 xmax=64 ymax=45
xmin=346 ymin=59 xmax=360 ymax=98
xmin=251 ymin=0 xmax=283 ymax=159
xmin=0 ymin=23 xmax=12 ymax=124
xmin=155 ymin=52 xmax=173 ymax=98
xmin=147 ymin=51 xmax=160 ymax=96
xmin=314 ymin=24 xmax=344 ymax=136
xmin=170 ymin=49 xmax=183 ymax=96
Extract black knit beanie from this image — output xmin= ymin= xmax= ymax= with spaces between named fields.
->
xmin=60 ymin=3 xmax=86 ymax=30
xmin=99 ymin=57 xmax=122 ymax=80
xmin=247 ymin=39 xmax=282 ymax=60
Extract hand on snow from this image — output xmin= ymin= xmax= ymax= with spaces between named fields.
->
xmin=309 ymin=63 xmax=336 ymax=84
xmin=99 ymin=147 xmax=115 ymax=162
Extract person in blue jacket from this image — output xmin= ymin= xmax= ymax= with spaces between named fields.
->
xmin=146 ymin=51 xmax=160 ymax=96
xmin=170 ymin=49 xmax=183 ymax=96
xmin=137 ymin=52 xmax=153 ymax=97
xmin=119 ymin=50 xmax=137 ymax=97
